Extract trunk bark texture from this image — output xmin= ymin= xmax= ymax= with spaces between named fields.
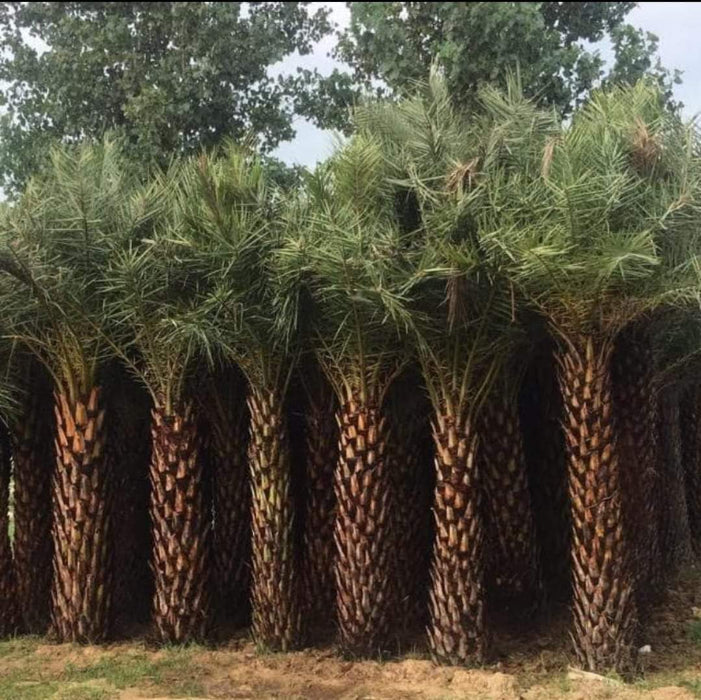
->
xmin=427 ymin=404 xmax=486 ymax=666
xmin=248 ymin=386 xmax=301 ymax=651
xmin=558 ymin=335 xmax=637 ymax=672
xmin=51 ymin=387 xmax=112 ymax=643
xmin=149 ymin=401 xmax=210 ymax=643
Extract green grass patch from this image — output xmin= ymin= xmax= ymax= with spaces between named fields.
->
xmin=680 ymin=678 xmax=701 ymax=698
xmin=688 ymin=619 xmax=701 ymax=644
xmin=0 ymin=641 xmax=205 ymax=699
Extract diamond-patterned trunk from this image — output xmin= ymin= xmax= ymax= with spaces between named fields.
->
xmin=334 ymin=396 xmax=393 ymax=656
xmin=149 ymin=401 xmax=210 ymax=643
xmin=558 ymin=335 xmax=637 ymax=672
xmin=302 ymin=382 xmax=337 ymax=618
xmin=10 ymin=372 xmax=53 ymax=633
xmin=612 ymin=328 xmax=662 ymax=606
xmin=205 ymin=373 xmax=251 ymax=624
xmin=248 ymin=386 xmax=301 ymax=650
xmin=0 ymin=425 xmax=19 ymax=636
xmin=427 ymin=405 xmax=486 ymax=666
xmin=51 ymin=387 xmax=112 ymax=643
xmin=659 ymin=390 xmax=693 ymax=569
xmin=480 ymin=393 xmax=541 ymax=608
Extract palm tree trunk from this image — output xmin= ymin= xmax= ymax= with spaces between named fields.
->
xmin=335 ymin=393 xmax=394 ymax=656
xmin=558 ymin=335 xmax=637 ymax=673
xmin=613 ymin=327 xmax=662 ymax=606
xmin=248 ymin=385 xmax=301 ymax=651
xmin=111 ymin=375 xmax=152 ymax=629
xmin=302 ymin=383 xmax=337 ymax=619
xmin=427 ymin=403 xmax=486 ymax=666
xmin=480 ymin=392 xmax=541 ymax=609
xmin=150 ymin=400 xmax=210 ymax=643
xmin=0 ymin=425 xmax=19 ymax=637
xmin=51 ymin=387 xmax=112 ymax=643
xmin=10 ymin=371 xmax=53 ymax=633
xmin=205 ymin=374 xmax=251 ymax=624
xmin=659 ymin=390 xmax=693 ymax=569
xmin=681 ymin=385 xmax=701 ymax=554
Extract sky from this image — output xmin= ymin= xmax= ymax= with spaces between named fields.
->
xmin=271 ymin=2 xmax=701 ymax=169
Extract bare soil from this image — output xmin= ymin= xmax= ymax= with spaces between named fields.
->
xmin=1 ymin=567 xmax=700 ymax=699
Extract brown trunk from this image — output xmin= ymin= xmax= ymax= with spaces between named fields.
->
xmin=302 ymin=381 xmax=337 ymax=619
xmin=613 ymin=328 xmax=662 ymax=607
xmin=480 ymin=392 xmax=541 ymax=609
xmin=521 ymin=349 xmax=570 ymax=601
xmin=558 ymin=335 xmax=637 ymax=672
xmin=334 ymin=395 xmax=394 ymax=656
xmin=10 ymin=370 xmax=53 ymax=633
xmin=659 ymin=390 xmax=694 ymax=568
xmin=110 ymin=374 xmax=152 ymax=629
xmin=51 ymin=387 xmax=112 ymax=643
xmin=149 ymin=400 xmax=209 ymax=644
xmin=427 ymin=405 xmax=486 ymax=666
xmin=202 ymin=371 xmax=251 ymax=624
xmin=248 ymin=386 xmax=301 ymax=651
xmin=0 ymin=425 xmax=19 ymax=637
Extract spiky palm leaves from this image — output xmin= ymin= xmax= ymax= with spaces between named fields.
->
xmin=0 ymin=141 xmax=153 ymax=642
xmin=280 ymin=138 xmax=411 ymax=656
xmin=480 ymin=82 xmax=701 ymax=671
xmin=356 ymin=72 xmax=550 ymax=664
xmin=104 ymin=172 xmax=213 ymax=644
xmin=175 ymin=146 xmax=303 ymax=651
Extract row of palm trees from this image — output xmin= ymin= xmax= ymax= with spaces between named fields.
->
xmin=0 ymin=74 xmax=699 ymax=675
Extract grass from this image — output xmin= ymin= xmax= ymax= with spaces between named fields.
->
xmin=688 ymin=619 xmax=701 ymax=644
xmin=0 ymin=637 xmax=206 ymax=699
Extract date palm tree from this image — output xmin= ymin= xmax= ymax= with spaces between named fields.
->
xmin=0 ymin=140 xmax=154 ymax=642
xmin=479 ymin=81 xmax=701 ymax=671
xmin=354 ymin=71 xmax=551 ymax=664
xmin=103 ymin=166 xmax=215 ymax=644
xmin=279 ymin=137 xmax=412 ymax=656
xmin=171 ymin=144 xmax=304 ymax=651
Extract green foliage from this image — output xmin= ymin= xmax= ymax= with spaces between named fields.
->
xmin=478 ymin=81 xmax=701 ymax=341
xmin=104 ymin=141 xmax=297 ymax=405
xmin=688 ymin=619 xmax=701 ymax=644
xmin=354 ymin=70 xmax=548 ymax=412
xmin=301 ymin=2 xmax=681 ymax=132
xmin=0 ymin=139 xmax=160 ymax=400
xmin=0 ymin=2 xmax=332 ymax=194
xmin=278 ymin=134 xmax=411 ymax=402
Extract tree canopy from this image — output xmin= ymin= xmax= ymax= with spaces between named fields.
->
xmin=0 ymin=2 xmax=331 ymax=194
xmin=300 ymin=2 xmax=681 ymax=132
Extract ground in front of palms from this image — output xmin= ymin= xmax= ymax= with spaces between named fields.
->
xmin=1 ymin=568 xmax=700 ymax=700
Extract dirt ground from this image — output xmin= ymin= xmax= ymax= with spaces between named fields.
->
xmin=1 ymin=568 xmax=700 ymax=699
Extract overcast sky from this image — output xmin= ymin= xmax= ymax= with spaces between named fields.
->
xmin=272 ymin=2 xmax=701 ymax=169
